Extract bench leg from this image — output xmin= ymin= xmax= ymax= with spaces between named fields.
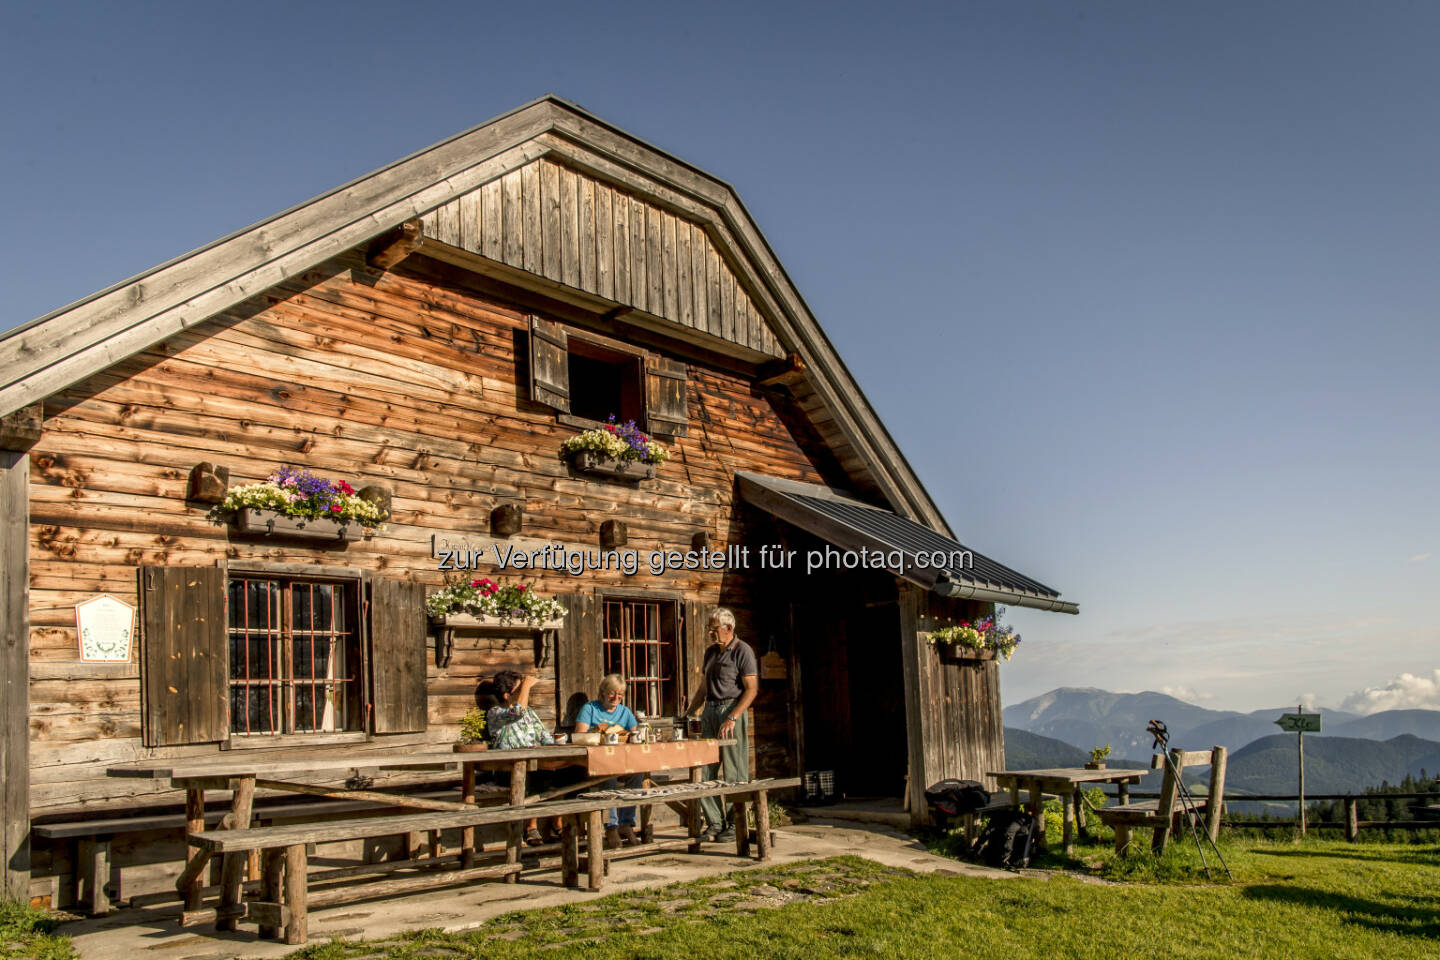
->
xmin=640 ymin=804 xmax=654 ymax=845
xmin=1062 ymin=790 xmax=1075 ymax=855
xmin=733 ymin=800 xmax=750 ymax=857
xmin=183 ymin=787 xmax=206 ymax=912
xmin=283 ymin=844 xmax=307 ymax=945
xmin=77 ymin=838 xmax=111 ymax=916
xmin=461 ymin=764 xmax=477 ymax=867
xmin=561 ymin=816 xmax=580 ymax=888
xmin=586 ymin=810 xmax=605 ymax=891
xmin=259 ymin=850 xmax=284 ymax=939
xmin=218 ymin=778 xmax=255 ymax=931
xmin=506 ymin=759 xmax=526 ymax=884
xmin=1027 ymin=781 xmax=1046 ymax=853
xmin=755 ymin=791 xmax=772 ymax=862
xmin=1113 ymin=823 xmax=1132 ymax=857
xmin=688 ymin=765 xmax=703 ymax=852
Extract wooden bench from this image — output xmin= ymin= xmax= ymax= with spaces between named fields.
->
xmin=31 ymin=788 xmax=504 ymax=915
xmin=188 ymin=777 xmax=799 ymax=944
xmin=1096 ymin=747 xmax=1227 ymax=856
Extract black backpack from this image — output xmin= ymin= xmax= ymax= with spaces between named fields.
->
xmin=976 ymin=808 xmax=1039 ymax=870
xmin=924 ymin=779 xmax=991 ymax=823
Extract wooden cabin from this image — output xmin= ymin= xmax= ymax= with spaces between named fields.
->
xmin=0 ymin=96 xmax=1078 ymax=905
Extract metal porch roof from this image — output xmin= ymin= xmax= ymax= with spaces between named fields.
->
xmin=736 ymin=472 xmax=1078 ymax=614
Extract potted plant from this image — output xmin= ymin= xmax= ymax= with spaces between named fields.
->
xmin=1085 ymin=745 xmax=1111 ymax=770
xmin=216 ymin=466 xmax=387 ymax=541
xmin=560 ymin=416 xmax=669 ymax=480
xmin=925 ymin=610 xmax=1022 ymax=663
xmin=454 ymin=706 xmax=489 ymax=753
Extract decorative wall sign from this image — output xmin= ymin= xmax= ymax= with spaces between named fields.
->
xmin=76 ymin=594 xmax=136 ymax=662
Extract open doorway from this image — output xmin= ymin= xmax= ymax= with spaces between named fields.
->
xmin=793 ymin=586 xmax=908 ymax=801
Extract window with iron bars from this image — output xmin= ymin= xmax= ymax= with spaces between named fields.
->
xmin=601 ymin=598 xmax=678 ymax=717
xmin=227 ymin=576 xmax=362 ymax=736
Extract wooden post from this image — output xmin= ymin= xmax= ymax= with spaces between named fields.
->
xmin=461 ymin=763 xmax=477 ymax=867
xmin=640 ymin=804 xmax=654 ymax=845
xmin=1205 ymin=746 xmax=1227 ymax=843
xmin=1117 ymin=780 xmax=1130 ymax=806
xmin=1297 ymin=705 xmax=1307 ymax=839
xmin=1113 ymin=823 xmax=1132 ymax=857
xmin=1061 ymin=789 xmax=1075 ymax=855
xmin=586 ymin=810 xmax=605 ymax=891
xmin=259 ymin=850 xmax=284 ymax=939
xmin=1345 ymin=796 xmax=1359 ymax=842
xmin=506 ymin=759 xmax=526 ymax=883
xmin=0 ymin=447 xmax=32 ymax=902
xmin=77 ymin=838 xmax=110 ymax=916
xmin=755 ymin=790 xmax=772 ymax=862
xmin=218 ymin=778 xmax=255 ymax=930
xmin=1153 ymin=749 xmax=1181 ymax=855
xmin=688 ymin=764 xmax=703 ymax=850
xmin=283 ymin=844 xmax=307 ymax=945
xmin=560 ymin=816 xmax=579 ymax=888
xmin=733 ymin=800 xmax=750 ymax=856
xmin=1028 ymin=780 xmax=1045 ymax=852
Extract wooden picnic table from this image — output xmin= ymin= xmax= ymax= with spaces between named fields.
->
xmin=107 ymin=739 xmax=725 ymax=926
xmin=987 ymin=767 xmax=1146 ymax=856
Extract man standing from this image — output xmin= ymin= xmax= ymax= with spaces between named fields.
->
xmin=687 ymin=607 xmax=759 ymax=842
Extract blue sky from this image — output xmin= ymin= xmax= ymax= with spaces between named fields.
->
xmin=3 ymin=2 xmax=1436 ymax=712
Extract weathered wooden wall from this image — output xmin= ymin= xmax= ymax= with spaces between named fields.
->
xmin=2 ymin=448 xmax=31 ymax=900
xmin=27 ymin=249 xmax=836 ymax=817
xmin=419 ymin=158 xmax=784 ymax=360
xmin=898 ymin=584 xmax=1006 ymax=820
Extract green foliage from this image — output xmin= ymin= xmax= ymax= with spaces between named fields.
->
xmin=1088 ymin=744 xmax=1111 ymax=764
xmin=458 ymin=706 xmax=488 ymax=744
xmin=0 ymin=900 xmax=76 ymax=960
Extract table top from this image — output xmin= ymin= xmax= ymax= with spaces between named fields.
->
xmin=987 ymin=767 xmax=1145 ymax=787
xmin=109 ymin=740 xmax=734 ymax=781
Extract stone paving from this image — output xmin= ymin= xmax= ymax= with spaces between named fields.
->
xmin=62 ymin=819 xmax=1016 ymax=960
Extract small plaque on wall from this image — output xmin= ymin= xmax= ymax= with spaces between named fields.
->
xmin=76 ymin=595 xmax=136 ymax=663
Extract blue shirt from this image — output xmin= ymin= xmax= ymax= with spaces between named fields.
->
xmin=575 ymin=700 xmax=638 ymax=731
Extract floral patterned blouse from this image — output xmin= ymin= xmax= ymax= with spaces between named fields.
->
xmin=487 ymin=704 xmax=555 ymax=749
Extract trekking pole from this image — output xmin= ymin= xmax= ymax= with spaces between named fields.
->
xmin=1147 ymin=720 xmax=1232 ymax=880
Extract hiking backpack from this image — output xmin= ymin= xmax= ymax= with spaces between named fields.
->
xmin=976 ymin=808 xmax=1040 ymax=870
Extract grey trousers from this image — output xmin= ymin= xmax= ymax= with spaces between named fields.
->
xmin=699 ymin=698 xmax=749 ymax=831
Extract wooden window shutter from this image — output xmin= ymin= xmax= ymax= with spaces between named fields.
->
xmin=682 ymin=600 xmax=710 ymax=712
xmin=528 ymin=315 xmax=571 ymax=412
xmin=554 ymin=594 xmax=601 ymax=726
xmin=139 ymin=566 xmax=227 ymax=747
xmin=644 ymin=356 xmax=689 ymax=438
xmin=369 ymin=578 xmax=428 ymax=734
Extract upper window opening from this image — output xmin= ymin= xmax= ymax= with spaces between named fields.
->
xmin=568 ymin=340 xmax=643 ymax=424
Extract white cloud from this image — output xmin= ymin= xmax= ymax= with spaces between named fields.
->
xmin=1340 ymin=669 xmax=1440 ymax=714
xmin=1158 ymin=685 xmax=1213 ymax=703
xmin=1408 ymin=553 xmax=1432 ymax=564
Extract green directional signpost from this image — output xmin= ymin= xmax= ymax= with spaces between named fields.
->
xmin=1276 ymin=705 xmax=1321 ymax=836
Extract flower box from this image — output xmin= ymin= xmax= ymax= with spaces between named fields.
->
xmin=937 ymin=644 xmax=998 ymax=664
xmin=431 ymin=613 xmax=565 ymax=632
xmin=233 ymin=507 xmax=366 ymax=542
xmin=568 ymin=449 xmax=657 ymax=481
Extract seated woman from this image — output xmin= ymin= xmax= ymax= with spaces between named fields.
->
xmin=573 ymin=673 xmax=643 ymax=847
xmin=487 ymin=669 xmax=579 ymax=844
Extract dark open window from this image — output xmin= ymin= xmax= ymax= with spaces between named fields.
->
xmin=602 ymin=598 xmax=679 ymax=717
xmin=227 ymin=576 xmax=362 ymax=736
xmin=568 ymin=339 xmax=644 ymax=424
xmin=528 ymin=315 xmax=689 ymax=437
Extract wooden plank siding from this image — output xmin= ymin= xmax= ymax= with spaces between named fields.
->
xmin=25 ymin=250 xmax=829 ymax=816
xmin=2 ymin=449 xmax=31 ymax=900
xmin=418 ymin=158 xmax=784 ymax=361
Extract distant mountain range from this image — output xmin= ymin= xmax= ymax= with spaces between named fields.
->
xmin=1001 ymin=724 xmax=1440 ymax=798
xmin=1002 ymin=687 xmax=1440 ymax=760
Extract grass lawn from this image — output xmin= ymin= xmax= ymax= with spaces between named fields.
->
xmin=274 ymin=835 xmax=1440 ymax=960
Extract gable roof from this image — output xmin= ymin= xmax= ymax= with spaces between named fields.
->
xmin=1 ymin=96 xmax=941 ymax=528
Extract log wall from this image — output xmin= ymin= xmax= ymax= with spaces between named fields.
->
xmin=27 ymin=250 xmax=838 ymax=816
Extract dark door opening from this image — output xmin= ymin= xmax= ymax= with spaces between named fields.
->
xmin=793 ymin=596 xmax=908 ymax=799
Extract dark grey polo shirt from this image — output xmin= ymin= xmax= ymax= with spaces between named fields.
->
xmin=703 ymin=638 xmax=758 ymax=701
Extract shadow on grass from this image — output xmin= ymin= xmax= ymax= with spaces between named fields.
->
xmin=1241 ymin=884 xmax=1440 ymax=939
xmin=1249 ymin=846 xmax=1440 ymax=868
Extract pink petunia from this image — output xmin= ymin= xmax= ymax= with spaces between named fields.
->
xmin=330 ymin=504 xmax=342 ymax=512
xmin=471 ymin=579 xmax=484 ymax=588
